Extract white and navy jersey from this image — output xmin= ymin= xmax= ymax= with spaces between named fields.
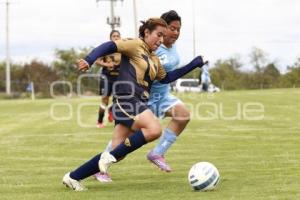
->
xmin=150 ymin=44 xmax=180 ymax=96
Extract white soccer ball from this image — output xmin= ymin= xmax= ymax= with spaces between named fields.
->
xmin=188 ymin=161 xmax=220 ymax=191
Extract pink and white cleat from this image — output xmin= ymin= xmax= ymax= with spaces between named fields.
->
xmin=94 ymin=172 xmax=112 ymax=183
xmin=147 ymin=151 xmax=172 ymax=172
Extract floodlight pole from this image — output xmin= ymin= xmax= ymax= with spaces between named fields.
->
xmin=5 ymin=0 xmax=11 ymax=95
xmin=133 ymin=0 xmax=138 ymax=37
xmin=96 ymin=0 xmax=122 ymax=30
xmin=110 ymin=0 xmax=115 ymax=29
xmin=192 ymin=0 xmax=199 ymax=79
xmin=192 ymin=0 xmax=196 ymax=58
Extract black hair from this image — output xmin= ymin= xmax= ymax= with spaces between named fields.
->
xmin=109 ymin=30 xmax=120 ymax=39
xmin=160 ymin=10 xmax=181 ymax=25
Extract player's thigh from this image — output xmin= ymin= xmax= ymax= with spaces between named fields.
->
xmin=131 ymin=109 xmax=162 ymax=141
xmin=131 ymin=109 xmax=159 ymax=130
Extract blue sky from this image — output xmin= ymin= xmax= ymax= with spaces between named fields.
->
xmin=0 ymin=0 xmax=299 ymax=72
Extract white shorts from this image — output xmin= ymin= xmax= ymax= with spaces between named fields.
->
xmin=147 ymin=93 xmax=182 ymax=118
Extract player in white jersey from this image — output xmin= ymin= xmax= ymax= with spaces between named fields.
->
xmin=146 ymin=10 xmax=192 ymax=172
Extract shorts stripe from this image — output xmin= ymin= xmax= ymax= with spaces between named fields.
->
xmin=116 ymin=98 xmax=137 ymax=120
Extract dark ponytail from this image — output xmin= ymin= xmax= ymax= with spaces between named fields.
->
xmin=139 ymin=18 xmax=167 ymax=38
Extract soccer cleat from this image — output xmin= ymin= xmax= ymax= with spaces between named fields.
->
xmin=98 ymin=151 xmax=117 ymax=173
xmin=147 ymin=151 xmax=172 ymax=172
xmin=62 ymin=172 xmax=86 ymax=191
xmin=96 ymin=122 xmax=105 ymax=128
xmin=108 ymin=111 xmax=114 ymax=122
xmin=94 ymin=172 xmax=113 ymax=183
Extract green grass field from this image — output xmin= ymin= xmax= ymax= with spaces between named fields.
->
xmin=1 ymin=88 xmax=300 ymax=200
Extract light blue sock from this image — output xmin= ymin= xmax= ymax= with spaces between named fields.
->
xmin=153 ymin=128 xmax=177 ymax=155
xmin=104 ymin=140 xmax=112 ymax=152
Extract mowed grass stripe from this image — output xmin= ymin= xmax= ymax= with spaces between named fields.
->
xmin=0 ymin=88 xmax=299 ymax=200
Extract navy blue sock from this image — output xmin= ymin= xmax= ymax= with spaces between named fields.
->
xmin=110 ymin=130 xmax=147 ymax=160
xmin=69 ymin=153 xmax=101 ymax=181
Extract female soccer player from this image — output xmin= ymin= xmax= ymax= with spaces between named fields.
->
xmin=96 ymin=30 xmax=121 ymax=128
xmin=63 ymin=17 xmax=207 ymax=191
xmin=147 ymin=10 xmax=189 ymax=172
xmin=94 ymin=30 xmax=121 ymax=182
xmin=100 ymin=11 xmax=195 ymax=180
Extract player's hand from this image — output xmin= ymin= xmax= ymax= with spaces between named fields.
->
xmin=77 ymin=59 xmax=90 ymax=72
xmin=198 ymin=56 xmax=209 ymax=68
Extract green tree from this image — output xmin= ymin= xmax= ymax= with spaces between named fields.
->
xmin=228 ymin=54 xmax=243 ymax=70
xmin=279 ymin=57 xmax=300 ymax=88
xmin=262 ymin=63 xmax=281 ymax=88
xmin=23 ymin=60 xmax=58 ymax=95
xmin=249 ymin=47 xmax=268 ymax=72
xmin=210 ymin=58 xmax=242 ymax=90
xmin=0 ymin=62 xmax=23 ymax=93
xmin=52 ymin=47 xmax=91 ymax=82
xmin=0 ymin=62 xmax=6 ymax=92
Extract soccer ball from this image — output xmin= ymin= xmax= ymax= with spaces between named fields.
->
xmin=188 ymin=161 xmax=220 ymax=191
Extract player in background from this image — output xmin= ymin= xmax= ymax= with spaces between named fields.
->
xmin=93 ymin=30 xmax=121 ymax=182
xmin=199 ymin=64 xmax=211 ymax=92
xmin=96 ymin=30 xmax=121 ymax=128
xmin=146 ymin=10 xmax=190 ymax=172
xmin=62 ymin=17 xmax=207 ymax=191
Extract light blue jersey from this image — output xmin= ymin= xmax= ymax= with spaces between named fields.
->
xmin=148 ymin=44 xmax=182 ymax=118
xmin=201 ymin=65 xmax=211 ymax=84
xmin=150 ymin=44 xmax=180 ymax=96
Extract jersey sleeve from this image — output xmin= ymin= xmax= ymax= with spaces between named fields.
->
xmin=114 ymin=38 xmax=141 ymax=57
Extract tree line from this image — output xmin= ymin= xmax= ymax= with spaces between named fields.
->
xmin=0 ymin=47 xmax=299 ymax=98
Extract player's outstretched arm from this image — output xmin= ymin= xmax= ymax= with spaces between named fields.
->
xmin=159 ymin=56 xmax=208 ymax=84
xmin=77 ymin=41 xmax=118 ymax=72
xmin=95 ymin=58 xmax=114 ymax=68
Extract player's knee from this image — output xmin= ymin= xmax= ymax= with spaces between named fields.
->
xmin=175 ymin=109 xmax=190 ymax=125
xmin=150 ymin=124 xmax=162 ymax=138
xmin=145 ymin=123 xmax=162 ymax=141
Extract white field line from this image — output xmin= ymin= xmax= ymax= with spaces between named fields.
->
xmin=195 ymin=127 xmax=300 ymax=132
xmin=1 ymin=131 xmax=112 ymax=137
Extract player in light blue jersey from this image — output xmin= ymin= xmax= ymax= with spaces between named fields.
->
xmin=200 ymin=64 xmax=211 ymax=91
xmin=146 ymin=10 xmax=192 ymax=172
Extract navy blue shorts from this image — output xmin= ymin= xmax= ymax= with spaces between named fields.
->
xmin=112 ymin=97 xmax=148 ymax=128
xmin=99 ymin=75 xmax=117 ymax=96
